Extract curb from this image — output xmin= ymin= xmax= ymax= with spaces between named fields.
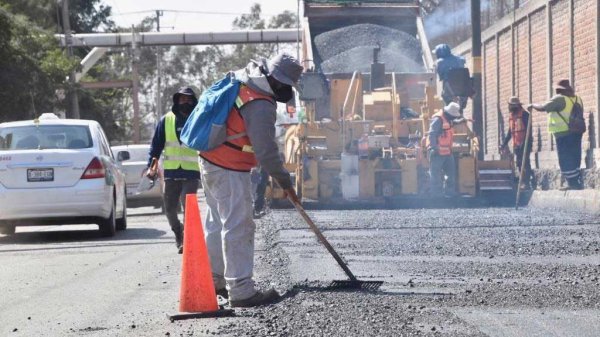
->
xmin=528 ymin=189 xmax=600 ymax=214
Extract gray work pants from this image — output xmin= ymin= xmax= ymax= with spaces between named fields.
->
xmin=199 ymin=159 xmax=257 ymax=301
xmin=163 ymin=179 xmax=199 ymax=238
xmin=429 ymin=152 xmax=457 ymax=195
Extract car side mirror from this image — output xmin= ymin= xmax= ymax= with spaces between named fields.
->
xmin=117 ymin=151 xmax=130 ymax=162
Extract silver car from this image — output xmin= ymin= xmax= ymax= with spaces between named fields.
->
xmin=112 ymin=144 xmax=164 ymax=211
xmin=0 ymin=114 xmax=128 ymax=236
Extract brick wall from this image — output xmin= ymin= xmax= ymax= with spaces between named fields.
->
xmin=483 ymin=39 xmax=498 ymax=154
xmin=453 ymin=0 xmax=598 ymax=169
xmin=573 ymin=0 xmax=598 ymax=154
xmin=498 ymin=31 xmax=513 ymax=148
xmin=529 ymin=8 xmax=549 ymax=154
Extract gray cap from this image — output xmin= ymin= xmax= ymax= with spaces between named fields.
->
xmin=265 ymin=53 xmax=303 ymax=86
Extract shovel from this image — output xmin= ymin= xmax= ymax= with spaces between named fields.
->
xmin=136 ymin=158 xmax=158 ymax=195
xmin=289 ymin=197 xmax=383 ymax=291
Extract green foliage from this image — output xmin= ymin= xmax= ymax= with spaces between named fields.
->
xmin=0 ymin=1 xmax=124 ymax=141
xmin=0 ymin=6 xmax=72 ymax=122
xmin=0 ymin=1 xmax=299 ymax=143
xmin=144 ymin=3 xmax=298 ymax=139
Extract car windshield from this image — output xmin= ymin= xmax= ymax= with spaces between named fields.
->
xmin=0 ymin=125 xmax=92 ymax=150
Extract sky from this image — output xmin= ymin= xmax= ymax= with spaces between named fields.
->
xmin=103 ymin=0 xmax=301 ymax=32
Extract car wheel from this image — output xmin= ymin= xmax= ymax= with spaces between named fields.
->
xmin=0 ymin=223 xmax=16 ymax=235
xmin=99 ymin=199 xmax=117 ymax=237
xmin=116 ymin=197 xmax=127 ymax=231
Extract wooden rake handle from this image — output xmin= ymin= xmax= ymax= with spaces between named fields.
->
xmin=289 ymin=197 xmax=358 ymax=282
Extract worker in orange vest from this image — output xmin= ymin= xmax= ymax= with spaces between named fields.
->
xmin=500 ymin=96 xmax=533 ymax=190
xmin=199 ymin=53 xmax=303 ymax=308
xmin=427 ymin=102 xmax=461 ymax=197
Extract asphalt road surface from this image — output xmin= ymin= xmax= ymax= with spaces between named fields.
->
xmin=1 ymin=194 xmax=599 ymax=336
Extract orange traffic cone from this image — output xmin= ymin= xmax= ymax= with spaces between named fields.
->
xmin=167 ymin=194 xmax=234 ymax=321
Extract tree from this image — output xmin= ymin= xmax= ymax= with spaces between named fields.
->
xmin=151 ymin=3 xmax=298 ymax=126
xmin=0 ymin=5 xmax=74 ymax=122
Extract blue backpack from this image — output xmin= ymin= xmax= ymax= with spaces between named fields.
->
xmin=180 ymin=74 xmax=241 ymax=151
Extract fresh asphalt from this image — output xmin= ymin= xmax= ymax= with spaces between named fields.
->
xmin=1 ymin=192 xmax=599 ymax=336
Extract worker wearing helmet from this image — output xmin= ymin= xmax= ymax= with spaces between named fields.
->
xmin=427 ymin=102 xmax=461 ymax=197
xmin=500 ymin=96 xmax=533 ymax=190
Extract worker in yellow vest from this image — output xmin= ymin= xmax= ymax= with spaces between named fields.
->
xmin=529 ymin=79 xmax=584 ymax=190
xmin=147 ymin=87 xmax=200 ymax=253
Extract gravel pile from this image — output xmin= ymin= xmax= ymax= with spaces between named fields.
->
xmin=321 ymin=46 xmax=425 ymax=73
xmin=314 ymin=23 xmax=424 ymax=74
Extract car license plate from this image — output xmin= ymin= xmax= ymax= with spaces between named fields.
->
xmin=27 ymin=168 xmax=54 ymax=182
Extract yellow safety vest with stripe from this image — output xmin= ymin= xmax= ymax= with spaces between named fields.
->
xmin=548 ymin=95 xmax=582 ymax=134
xmin=163 ymin=112 xmax=199 ymax=171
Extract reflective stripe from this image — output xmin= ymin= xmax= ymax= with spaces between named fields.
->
xmin=562 ymin=169 xmax=580 ymax=178
xmin=235 ymin=97 xmax=244 ymax=109
xmin=226 ymin=132 xmax=247 ymax=141
xmin=165 ymin=141 xmax=180 ymax=147
xmin=242 ymin=145 xmax=254 ymax=153
xmin=164 ymin=155 xmax=198 ymax=163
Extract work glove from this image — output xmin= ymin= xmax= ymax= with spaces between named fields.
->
xmin=284 ymin=187 xmax=301 ymax=205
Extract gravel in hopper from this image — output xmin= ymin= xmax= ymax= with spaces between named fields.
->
xmin=321 ymin=46 xmax=425 ymax=73
xmin=314 ymin=23 xmax=424 ymax=73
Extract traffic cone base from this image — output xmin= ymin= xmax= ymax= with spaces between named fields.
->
xmin=168 ymin=194 xmax=235 ymax=321
xmin=167 ymin=308 xmax=234 ymax=322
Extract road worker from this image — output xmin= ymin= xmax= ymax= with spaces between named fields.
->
xmin=500 ymin=96 xmax=533 ymax=190
xmin=529 ymin=79 xmax=584 ymax=190
xmin=147 ymin=87 xmax=200 ymax=254
xmin=427 ymin=102 xmax=461 ymax=197
xmin=199 ymin=53 xmax=303 ymax=307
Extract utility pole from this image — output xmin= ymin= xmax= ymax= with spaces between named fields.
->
xmin=62 ymin=0 xmax=80 ymax=119
xmin=471 ymin=0 xmax=483 ymax=159
xmin=131 ymin=27 xmax=141 ymax=144
xmin=155 ymin=10 xmax=163 ymax=126
xmin=296 ymin=0 xmax=300 ymax=61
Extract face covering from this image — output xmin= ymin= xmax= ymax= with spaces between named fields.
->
xmin=273 ymin=85 xmax=294 ymax=103
xmin=267 ymin=76 xmax=294 ymax=103
xmin=509 ymin=106 xmax=520 ymax=113
xmin=178 ymin=103 xmax=194 ymax=115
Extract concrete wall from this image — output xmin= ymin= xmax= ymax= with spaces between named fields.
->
xmin=454 ymin=0 xmax=599 ymax=177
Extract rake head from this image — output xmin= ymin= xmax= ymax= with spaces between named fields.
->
xmin=328 ymin=279 xmax=383 ymax=291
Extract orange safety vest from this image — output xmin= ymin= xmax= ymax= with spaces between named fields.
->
xmin=199 ymin=85 xmax=275 ymax=172
xmin=427 ymin=112 xmax=454 ymax=156
xmin=509 ymin=109 xmax=526 ymax=147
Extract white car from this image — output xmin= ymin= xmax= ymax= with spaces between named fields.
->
xmin=112 ymin=144 xmax=164 ymax=210
xmin=0 ymin=113 xmax=128 ymax=237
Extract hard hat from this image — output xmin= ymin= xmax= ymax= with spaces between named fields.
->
xmin=444 ymin=102 xmax=461 ymax=118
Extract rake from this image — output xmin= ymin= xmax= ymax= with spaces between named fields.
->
xmin=289 ymin=197 xmax=383 ymax=291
